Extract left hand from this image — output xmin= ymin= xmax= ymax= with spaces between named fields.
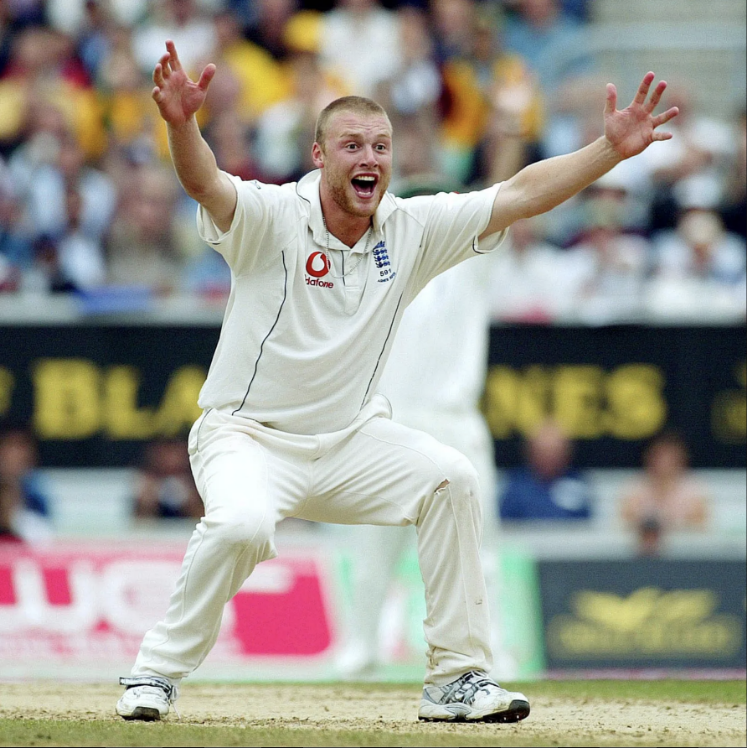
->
xmin=604 ymin=72 xmax=679 ymax=160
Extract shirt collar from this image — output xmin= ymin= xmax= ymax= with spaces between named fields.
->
xmin=296 ymin=169 xmax=397 ymax=252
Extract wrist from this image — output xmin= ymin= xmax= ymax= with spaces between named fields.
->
xmin=598 ymin=136 xmax=625 ymax=165
xmin=167 ymin=115 xmax=199 ymax=135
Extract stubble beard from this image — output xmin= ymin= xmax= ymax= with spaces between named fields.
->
xmin=327 ymin=170 xmax=389 ymax=219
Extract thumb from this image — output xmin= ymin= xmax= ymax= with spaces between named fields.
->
xmin=604 ymin=83 xmax=617 ymax=116
xmin=197 ymin=63 xmax=217 ymax=92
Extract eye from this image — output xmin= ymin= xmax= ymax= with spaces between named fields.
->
xmin=346 ymin=143 xmax=358 ymax=150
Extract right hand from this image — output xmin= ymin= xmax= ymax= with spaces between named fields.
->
xmin=152 ymin=40 xmax=216 ymax=127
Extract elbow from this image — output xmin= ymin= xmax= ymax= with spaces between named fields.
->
xmin=495 ymin=180 xmax=534 ymax=228
xmin=183 ymin=182 xmax=212 ymax=205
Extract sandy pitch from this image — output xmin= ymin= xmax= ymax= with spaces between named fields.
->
xmin=0 ymin=683 xmax=745 ymax=747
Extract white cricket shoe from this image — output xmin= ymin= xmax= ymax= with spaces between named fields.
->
xmin=116 ymin=676 xmax=178 ymax=721
xmin=419 ymin=671 xmax=530 ymax=722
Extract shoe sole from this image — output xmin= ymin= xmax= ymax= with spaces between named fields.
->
xmin=120 ymin=707 xmax=162 ymax=722
xmin=419 ymin=699 xmax=531 ymax=723
xmin=482 ymin=699 xmax=531 ymax=723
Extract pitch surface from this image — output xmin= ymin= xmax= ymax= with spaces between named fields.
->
xmin=0 ymin=681 xmax=744 ymax=746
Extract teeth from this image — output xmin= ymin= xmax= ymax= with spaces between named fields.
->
xmin=356 ymin=176 xmax=375 ymax=182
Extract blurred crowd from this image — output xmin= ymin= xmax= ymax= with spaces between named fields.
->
xmin=0 ymin=420 xmax=712 ymax=557
xmin=0 ymin=0 xmax=744 ymax=322
xmin=498 ymin=421 xmax=709 ymax=556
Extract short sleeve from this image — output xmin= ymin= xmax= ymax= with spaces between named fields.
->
xmin=197 ymin=173 xmax=291 ymax=276
xmin=407 ymin=183 xmax=507 ymax=292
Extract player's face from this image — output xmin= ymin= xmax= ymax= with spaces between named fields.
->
xmin=313 ymin=111 xmax=393 ymax=219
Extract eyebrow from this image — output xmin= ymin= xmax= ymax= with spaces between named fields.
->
xmin=338 ymin=130 xmax=392 ymax=141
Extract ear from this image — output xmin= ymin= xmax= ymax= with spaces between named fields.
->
xmin=311 ymin=142 xmax=324 ymax=169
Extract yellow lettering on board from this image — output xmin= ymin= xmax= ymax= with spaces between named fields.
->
xmin=104 ymin=366 xmax=154 ymax=439
xmin=552 ymin=366 xmax=604 ymax=439
xmin=33 ymin=359 xmax=101 ymax=438
xmin=605 ymin=364 xmax=667 ymax=439
xmin=153 ymin=365 xmax=206 ymax=436
xmin=0 ymin=367 xmax=14 ymax=416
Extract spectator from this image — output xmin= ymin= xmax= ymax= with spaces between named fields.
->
xmin=318 ymin=0 xmax=402 ymax=99
xmin=244 ymin=0 xmax=303 ymax=63
xmin=133 ymin=438 xmax=203 ymax=519
xmin=646 ymin=199 xmax=746 ymax=322
xmin=11 ymin=128 xmax=117 ymax=255
xmin=501 ymin=0 xmax=594 ymax=158
xmin=432 ymin=0 xmax=542 ymax=183
xmin=0 ymin=26 xmax=106 ymax=158
xmin=499 ymin=419 xmax=593 ymax=521
xmin=98 ymin=25 xmax=168 ymax=166
xmin=488 ymin=215 xmax=564 ymax=322
xmin=210 ymin=8 xmax=290 ymax=126
xmin=636 ymin=515 xmax=664 ymax=558
xmin=0 ymin=426 xmax=53 ymax=543
xmin=375 ymin=6 xmax=442 ymax=141
xmin=22 ymin=233 xmax=80 ymax=293
xmin=563 ymin=174 xmax=650 ymax=324
xmin=106 ymin=163 xmax=185 ymax=292
xmin=76 ymin=0 xmax=116 ymax=83
xmin=0 ymin=482 xmax=23 ymax=542
xmin=0 ymin=155 xmax=32 ymax=290
xmin=620 ymin=431 xmax=709 ymax=535
xmin=637 ymin=82 xmax=736 ymax=233
xmin=254 ymin=49 xmax=346 ymax=183
xmin=132 ymin=0 xmax=217 ymax=78
xmin=720 ymin=107 xmax=746 ymax=240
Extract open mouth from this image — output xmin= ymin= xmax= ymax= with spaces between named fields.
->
xmin=351 ymin=175 xmax=377 ymax=199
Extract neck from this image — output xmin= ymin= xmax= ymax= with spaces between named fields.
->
xmin=319 ymin=188 xmax=372 ymax=248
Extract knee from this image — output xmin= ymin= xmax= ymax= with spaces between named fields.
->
xmin=206 ymin=508 xmax=275 ymax=550
xmin=435 ymin=450 xmax=481 ymax=505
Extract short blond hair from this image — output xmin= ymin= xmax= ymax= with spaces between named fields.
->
xmin=314 ymin=96 xmax=390 ymax=149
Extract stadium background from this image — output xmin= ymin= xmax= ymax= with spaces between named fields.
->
xmin=0 ymin=0 xmax=744 ymax=684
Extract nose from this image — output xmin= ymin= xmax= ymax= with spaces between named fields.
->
xmin=359 ymin=144 xmax=378 ymax=166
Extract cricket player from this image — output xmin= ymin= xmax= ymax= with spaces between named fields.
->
xmin=116 ymin=40 xmax=677 ymax=722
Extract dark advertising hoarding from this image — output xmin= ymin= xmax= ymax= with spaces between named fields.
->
xmin=538 ymin=559 xmax=747 ymax=670
xmin=0 ymin=324 xmax=744 ymax=468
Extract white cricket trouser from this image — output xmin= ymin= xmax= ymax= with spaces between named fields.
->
xmin=132 ymin=397 xmax=491 ymax=687
xmin=342 ymin=408 xmax=508 ymax=674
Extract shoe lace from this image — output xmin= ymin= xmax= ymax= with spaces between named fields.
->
xmin=441 ymin=671 xmax=498 ymax=705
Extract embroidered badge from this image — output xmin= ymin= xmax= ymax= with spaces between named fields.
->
xmin=372 ymin=241 xmax=396 ymax=283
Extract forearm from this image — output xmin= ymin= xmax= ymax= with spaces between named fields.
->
xmin=167 ymin=116 xmax=236 ymax=231
xmin=502 ymin=137 xmax=622 ymax=225
xmin=167 ymin=116 xmax=221 ymax=200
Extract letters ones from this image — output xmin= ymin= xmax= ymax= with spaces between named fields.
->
xmin=483 ymin=364 xmax=667 ymax=440
xmin=0 ymin=367 xmax=13 ymax=417
xmin=711 ymin=361 xmax=747 ymax=444
xmin=31 ymin=360 xmax=206 ymax=440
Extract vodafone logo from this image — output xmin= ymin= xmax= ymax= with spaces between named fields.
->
xmin=306 ymin=252 xmax=331 ymax=278
xmin=305 ymin=251 xmax=334 ymax=289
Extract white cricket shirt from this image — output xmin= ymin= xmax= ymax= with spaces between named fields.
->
xmin=196 ymin=169 xmax=503 ymax=435
xmin=376 ymin=252 xmax=497 ymax=417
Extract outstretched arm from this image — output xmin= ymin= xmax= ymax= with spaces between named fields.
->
xmin=152 ymin=41 xmax=237 ymax=232
xmin=480 ymin=72 xmax=679 ymax=238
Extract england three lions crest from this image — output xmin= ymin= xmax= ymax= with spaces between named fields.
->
xmin=372 ymin=241 xmax=396 ymax=283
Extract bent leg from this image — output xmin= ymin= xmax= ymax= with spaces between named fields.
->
xmin=305 ymin=418 xmax=491 ymax=687
xmin=133 ymin=419 xmax=303 ymax=682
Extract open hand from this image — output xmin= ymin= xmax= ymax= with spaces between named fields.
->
xmin=604 ymin=72 xmax=679 ymax=160
xmin=152 ymin=40 xmax=216 ymax=126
